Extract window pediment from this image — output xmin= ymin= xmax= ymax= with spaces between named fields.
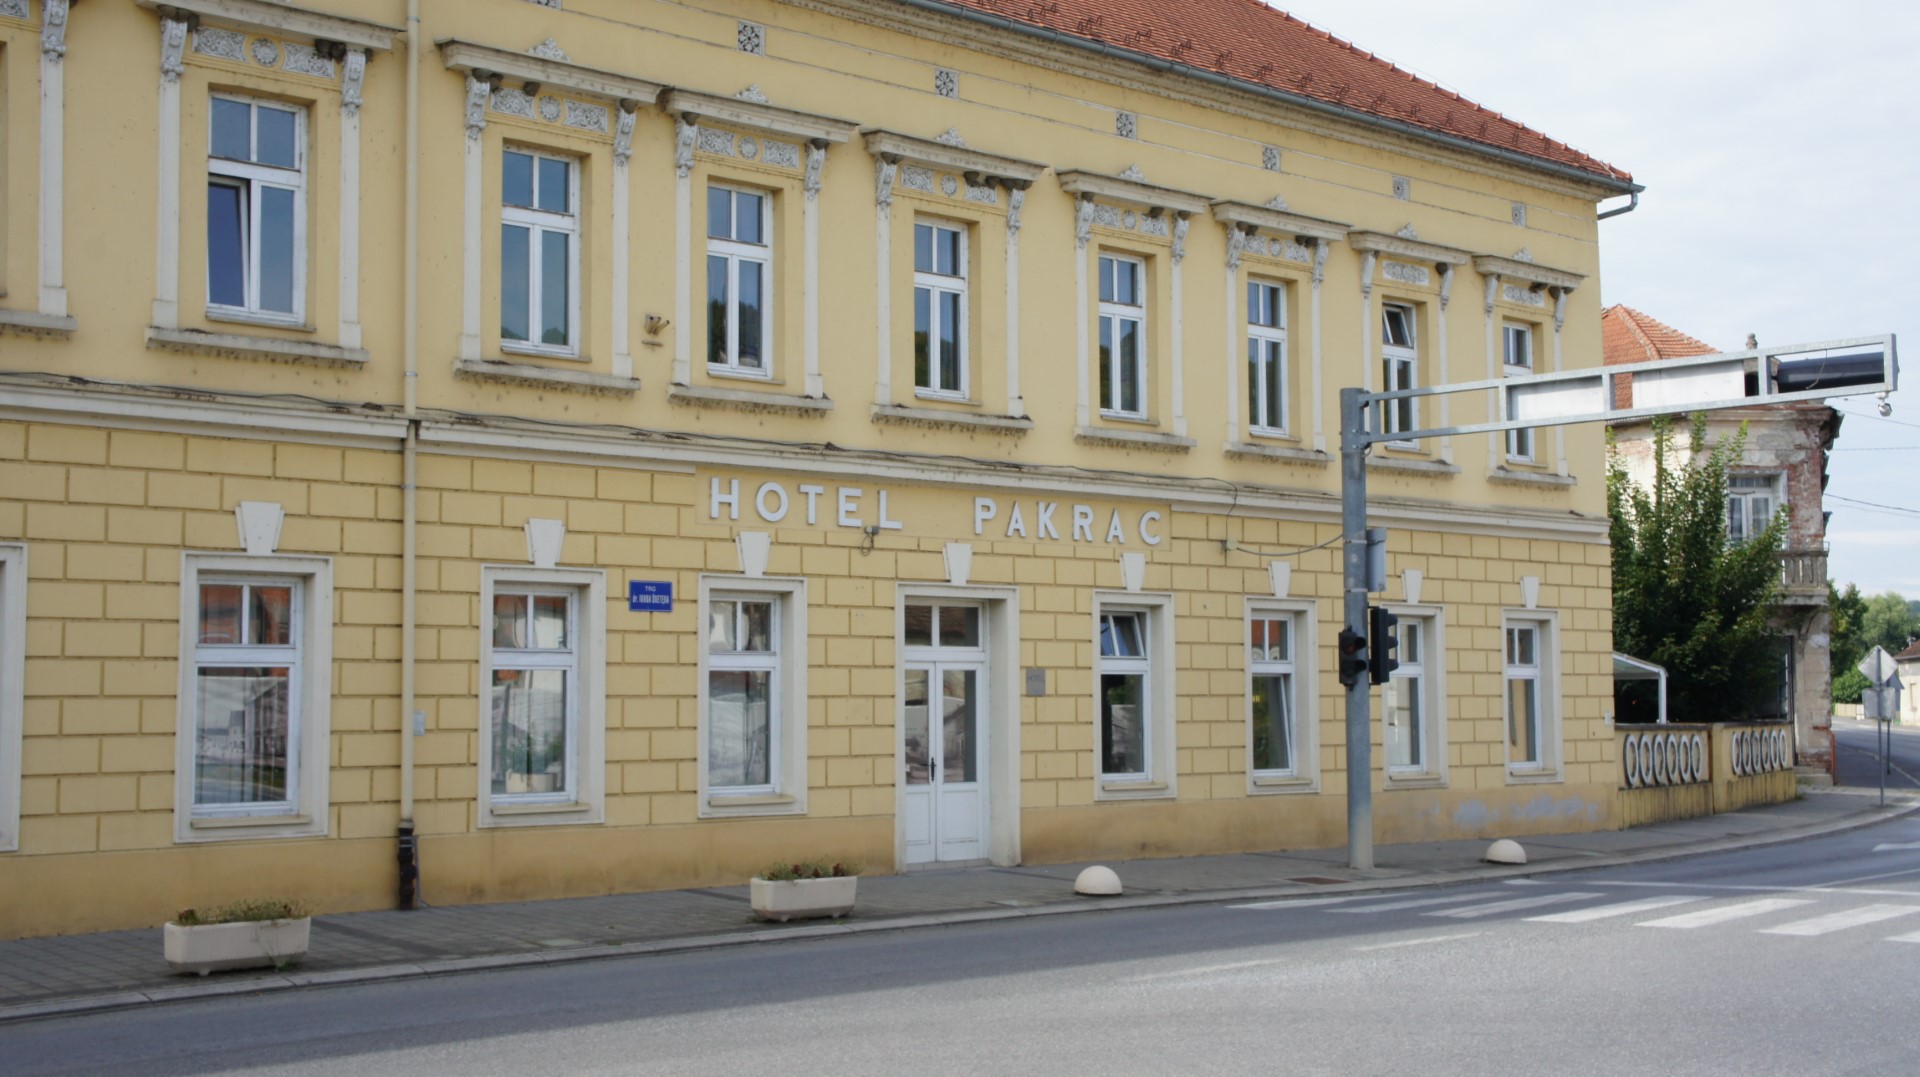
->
xmin=1347 ymin=230 xmax=1472 ymax=266
xmin=1210 ymin=201 xmax=1346 ymax=245
xmin=1471 ymin=254 xmax=1584 ymax=291
xmin=662 ymin=89 xmax=856 ymax=144
xmin=863 ymin=130 xmax=1044 ymax=187
xmin=1057 ymin=169 xmax=1211 ymax=217
xmin=137 ymin=0 xmax=398 ymax=52
xmin=439 ymin=39 xmax=664 ymax=106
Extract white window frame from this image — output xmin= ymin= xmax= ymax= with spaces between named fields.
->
xmin=1382 ymin=604 xmax=1447 ymax=787
xmin=698 ymin=574 xmax=808 ymax=817
xmin=1727 ymin=472 xmax=1785 ymax=546
xmin=1246 ymin=599 xmax=1318 ymax=794
xmin=706 ymin=182 xmax=774 ymax=378
xmin=1381 ymin=302 xmax=1418 ymax=443
xmin=1097 ymin=253 xmax=1148 ymax=419
xmin=499 ymin=147 xmax=583 ymax=359
xmin=1503 ymin=322 xmax=1536 ymax=461
xmin=1247 ymin=279 xmax=1289 ymax=436
xmin=174 ymin=553 xmax=331 ymax=843
xmin=477 ymin=565 xmax=607 ymax=828
xmin=0 ymin=544 xmax=25 ymax=853
xmin=913 ymin=218 xmax=970 ymax=400
xmin=1093 ymin=591 xmax=1175 ymax=799
xmin=206 ymin=94 xmax=307 ymax=327
xmin=1503 ymin=609 xmax=1561 ymax=781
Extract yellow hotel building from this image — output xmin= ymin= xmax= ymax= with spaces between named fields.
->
xmin=0 ymin=0 xmax=1639 ymax=937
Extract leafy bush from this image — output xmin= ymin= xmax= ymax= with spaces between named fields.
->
xmin=759 ymin=860 xmax=862 ymax=881
xmin=1832 ymin=668 xmax=1870 ymax=706
xmin=174 ymin=898 xmax=310 ymax=926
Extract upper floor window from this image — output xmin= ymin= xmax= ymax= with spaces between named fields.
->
xmin=1097 ymin=254 xmax=1147 ymax=418
xmin=1381 ymin=303 xmax=1418 ymax=439
xmin=707 ymin=185 xmax=770 ymax=376
xmin=207 ymin=96 xmax=305 ymax=323
xmin=1727 ymin=473 xmax=1783 ymax=545
xmin=914 ymin=221 xmax=968 ymax=398
xmin=1248 ymin=280 xmax=1288 ymax=435
xmin=500 ymin=149 xmax=580 ymax=356
xmin=1503 ymin=322 xmax=1535 ymax=460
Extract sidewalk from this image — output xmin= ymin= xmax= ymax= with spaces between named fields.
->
xmin=4 ymin=787 xmax=1913 ymax=1024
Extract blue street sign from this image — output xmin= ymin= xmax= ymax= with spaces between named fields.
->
xmin=628 ymin=580 xmax=673 ymax=612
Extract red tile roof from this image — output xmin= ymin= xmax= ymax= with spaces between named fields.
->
xmin=1602 ymin=305 xmax=1718 ymax=367
xmin=924 ymin=0 xmax=1632 ymax=184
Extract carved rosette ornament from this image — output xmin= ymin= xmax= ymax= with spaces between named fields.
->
xmin=464 ymin=75 xmax=491 ymax=140
xmin=42 ymin=0 xmax=70 ymax=62
xmin=341 ymin=49 xmax=368 ymax=117
xmin=804 ymin=142 xmax=827 ymax=202
xmin=612 ymin=102 xmax=639 ymax=166
xmin=674 ymin=116 xmax=697 ymax=178
xmin=160 ymin=16 xmax=191 ymax=84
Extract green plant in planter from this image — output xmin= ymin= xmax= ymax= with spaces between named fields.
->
xmin=173 ymin=898 xmax=310 ymax=926
xmin=759 ymin=860 xmax=863 ymax=881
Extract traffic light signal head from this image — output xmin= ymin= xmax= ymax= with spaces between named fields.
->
xmin=1338 ymin=627 xmax=1369 ymax=688
xmin=1368 ymin=606 xmax=1400 ymax=685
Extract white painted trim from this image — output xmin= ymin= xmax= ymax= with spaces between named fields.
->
xmin=874 ymin=165 xmax=893 ymax=405
xmin=1092 ymin=590 xmax=1177 ymax=801
xmin=891 ymin=583 xmax=1022 ymax=869
xmin=134 ymin=0 xmax=399 ymax=51
xmin=38 ymin=3 xmax=68 ymax=318
xmin=673 ymin=131 xmax=693 ymax=385
xmin=1244 ymin=597 xmax=1319 ymax=795
xmin=612 ymin=154 xmax=633 ymax=379
xmin=1380 ymin=602 xmax=1448 ymax=789
xmin=1310 ymin=241 xmax=1327 ymax=452
xmin=1437 ymin=271 xmax=1452 ymax=464
xmin=1502 ymin=607 xmax=1562 ymax=783
xmin=459 ymin=76 xmax=486 ymax=361
xmin=1222 ymin=261 xmax=1239 ymax=449
xmin=1004 ymin=191 xmax=1024 ymax=417
xmin=1170 ymin=253 xmax=1186 ymax=438
xmin=1074 ymin=233 xmax=1090 ymax=427
xmin=1484 ymin=275 xmax=1501 ymax=465
xmin=476 ymin=565 xmax=608 ymax=828
xmin=803 ymin=146 xmax=824 ymax=398
xmin=0 ymin=544 xmax=25 ymax=853
xmin=696 ymin=574 xmax=810 ymax=818
xmin=1553 ymin=305 xmax=1569 ymax=477
xmin=153 ymin=17 xmax=188 ymax=329
xmin=336 ymin=52 xmax=365 ymax=351
xmin=174 ymin=553 xmax=333 ymax=843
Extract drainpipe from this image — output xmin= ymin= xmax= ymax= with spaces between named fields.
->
xmin=397 ymin=0 xmax=422 ymax=909
xmin=1596 ymin=190 xmax=1640 ymax=220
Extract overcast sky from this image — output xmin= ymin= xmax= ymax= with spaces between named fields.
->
xmin=1267 ymin=0 xmax=1919 ymax=597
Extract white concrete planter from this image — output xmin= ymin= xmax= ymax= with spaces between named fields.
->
xmin=750 ymin=875 xmax=858 ymax=922
xmin=164 ymin=917 xmax=311 ymax=975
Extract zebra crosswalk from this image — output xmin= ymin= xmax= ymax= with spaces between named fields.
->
xmin=1232 ymin=887 xmax=1920 ymax=943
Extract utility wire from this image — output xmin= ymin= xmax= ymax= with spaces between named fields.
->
xmin=1828 ymin=494 xmax=1920 ymax=519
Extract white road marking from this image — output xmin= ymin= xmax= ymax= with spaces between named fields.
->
xmin=1637 ymin=897 xmax=1814 ymax=929
xmin=1124 ymin=957 xmax=1292 ymax=983
xmin=1759 ymin=904 xmax=1920 ymax=937
xmin=1328 ymin=893 xmax=1501 ymax=915
xmin=1873 ymin=842 xmax=1920 ymax=852
xmin=1354 ymin=932 xmax=1483 ymax=952
xmin=1526 ymin=895 xmax=1706 ymax=923
xmin=1885 ymin=930 xmax=1920 ymax=944
xmin=1567 ymin=880 xmax=1920 ymax=899
xmin=1425 ymin=892 xmax=1600 ymax=919
xmin=1227 ymin=896 xmax=1366 ymax=911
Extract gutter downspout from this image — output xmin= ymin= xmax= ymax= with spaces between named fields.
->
xmin=1596 ymin=190 xmax=1640 ymax=220
xmin=397 ymin=0 xmax=422 ymax=910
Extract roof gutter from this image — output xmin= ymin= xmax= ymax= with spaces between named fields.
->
xmin=897 ymin=0 xmax=1643 ymax=197
xmin=1596 ymin=190 xmax=1640 ymax=220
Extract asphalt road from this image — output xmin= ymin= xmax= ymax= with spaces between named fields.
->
xmin=8 ymin=815 xmax=1920 ymax=1076
xmin=1833 ymin=714 xmax=1920 ymax=793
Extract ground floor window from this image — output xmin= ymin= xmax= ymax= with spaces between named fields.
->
xmin=700 ymin=575 xmax=808 ymax=816
xmin=0 ymin=544 xmax=25 ymax=852
xmin=1504 ymin=610 xmax=1560 ymax=778
xmin=1094 ymin=592 xmax=1175 ymax=799
xmin=1385 ymin=607 xmax=1445 ymax=784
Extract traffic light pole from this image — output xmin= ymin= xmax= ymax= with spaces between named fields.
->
xmin=1340 ymin=387 xmax=1374 ymax=870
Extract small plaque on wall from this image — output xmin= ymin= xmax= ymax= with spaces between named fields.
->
xmin=1024 ymin=668 xmax=1048 ymax=697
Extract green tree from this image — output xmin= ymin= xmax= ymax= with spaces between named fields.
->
xmin=1830 ymin=581 xmax=1869 ymax=705
xmin=1860 ymin=591 xmax=1919 ymax=654
xmin=1609 ymin=417 xmax=1785 ymax=721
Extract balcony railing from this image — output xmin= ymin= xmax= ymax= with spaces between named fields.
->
xmin=1778 ymin=548 xmax=1827 ymax=597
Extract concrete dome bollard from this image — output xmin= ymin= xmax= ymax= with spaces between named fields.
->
xmin=1074 ymin=865 xmax=1123 ymax=895
xmin=1483 ymin=839 xmax=1528 ymax=865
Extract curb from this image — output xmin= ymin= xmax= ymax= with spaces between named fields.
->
xmin=5 ymin=796 xmax=1914 ymax=1025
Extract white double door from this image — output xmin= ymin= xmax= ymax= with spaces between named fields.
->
xmin=902 ymin=653 xmax=987 ymax=865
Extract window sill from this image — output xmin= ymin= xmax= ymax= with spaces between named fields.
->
xmin=190 ymin=812 xmax=312 ymax=829
xmin=1225 ymin=441 xmax=1330 ymax=466
xmin=1074 ymin=425 xmax=1195 ymax=453
xmin=1506 ymin=767 xmax=1563 ymax=786
xmin=0 ymin=308 xmax=78 ymax=338
xmin=1383 ymin=772 xmax=1447 ymax=790
xmin=182 ymin=812 xmax=324 ymax=842
xmin=1096 ymin=778 xmax=1173 ymax=800
xmin=1366 ymin=455 xmax=1460 ymax=477
xmin=453 ymin=357 xmax=641 ymax=395
xmin=500 ymin=342 xmax=586 ymax=362
xmin=147 ymin=326 xmax=369 ymax=367
xmin=1249 ymin=775 xmax=1317 ymax=794
xmin=206 ymin=309 xmax=314 ymax=333
xmin=702 ymin=791 xmax=806 ymax=818
xmin=1488 ymin=467 xmax=1576 ymax=489
xmin=669 ymin=383 xmax=833 ymax=416
xmin=872 ymin=403 xmax=1032 ymax=434
xmin=487 ymin=800 xmax=592 ymax=817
